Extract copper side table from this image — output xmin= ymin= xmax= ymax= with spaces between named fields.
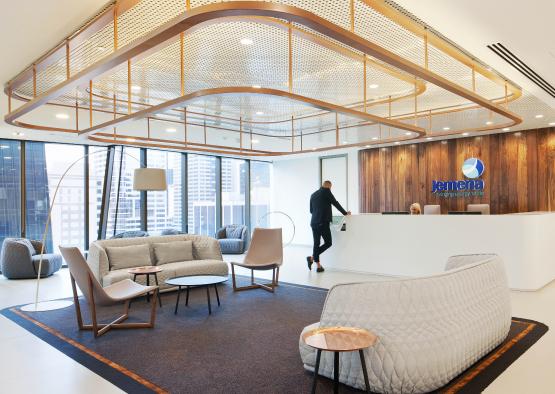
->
xmin=128 ymin=266 xmax=163 ymax=307
xmin=302 ymin=326 xmax=377 ymax=394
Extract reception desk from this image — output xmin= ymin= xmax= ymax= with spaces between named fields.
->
xmin=325 ymin=212 xmax=555 ymax=291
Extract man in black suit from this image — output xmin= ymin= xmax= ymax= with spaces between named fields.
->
xmin=307 ymin=180 xmax=351 ymax=272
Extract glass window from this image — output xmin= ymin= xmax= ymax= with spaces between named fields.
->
xmin=221 ymin=158 xmax=246 ymax=226
xmin=147 ymin=149 xmax=183 ymax=233
xmin=250 ymin=161 xmax=272 ymax=229
xmin=0 ymin=140 xmax=21 ymax=250
xmin=106 ymin=147 xmax=142 ymax=237
xmin=26 ymin=142 xmax=85 ymax=253
xmin=187 ymin=154 xmax=216 ymax=236
xmin=88 ymin=147 xmax=107 ymax=242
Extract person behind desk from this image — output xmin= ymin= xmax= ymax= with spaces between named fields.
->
xmin=410 ymin=203 xmax=421 ymax=215
xmin=307 ymin=180 xmax=351 ymax=272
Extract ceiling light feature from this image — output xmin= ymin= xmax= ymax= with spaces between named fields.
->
xmin=371 ymin=137 xmax=378 ymax=140
xmin=166 ymin=128 xmax=177 ymax=133
xmin=426 ymin=137 xmax=433 ymax=140
xmin=56 ymin=113 xmax=70 ymax=119
xmin=12 ymin=132 xmax=24 ymax=137
xmin=368 ymin=84 xmax=379 ymax=89
xmin=462 ymin=132 xmax=469 ymax=136
xmin=549 ymin=122 xmax=555 ymax=126
xmin=405 ymin=132 xmax=412 ymax=136
xmin=96 ymin=46 xmax=107 ymax=52
xmin=365 ymin=145 xmax=370 ymax=148
xmin=252 ymin=85 xmax=261 ymax=89
xmin=394 ymin=141 xmax=400 ymax=145
xmin=485 ymin=121 xmax=493 ymax=125
xmin=255 ymin=111 xmax=264 ymax=115
xmin=503 ymin=127 xmax=510 ymax=131
xmin=535 ymin=114 xmax=544 ymax=119
xmin=251 ymin=139 xmax=260 ymax=144
xmin=240 ymin=38 xmax=253 ymax=45
xmin=131 ymin=85 xmax=141 ymax=92
xmin=442 ymin=127 xmax=450 ymax=131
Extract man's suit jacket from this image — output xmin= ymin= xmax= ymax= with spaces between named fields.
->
xmin=309 ymin=187 xmax=347 ymax=226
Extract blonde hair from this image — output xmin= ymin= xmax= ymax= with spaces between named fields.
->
xmin=410 ymin=203 xmax=421 ymax=215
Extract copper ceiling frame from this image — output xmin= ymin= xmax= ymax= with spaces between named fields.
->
xmin=4 ymin=1 xmax=523 ymax=156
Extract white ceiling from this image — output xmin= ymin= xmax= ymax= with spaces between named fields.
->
xmin=0 ymin=0 xmax=554 ymax=149
xmin=394 ymin=0 xmax=555 ymax=109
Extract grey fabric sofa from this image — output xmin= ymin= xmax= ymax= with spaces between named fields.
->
xmin=0 ymin=238 xmax=63 ymax=279
xmin=215 ymin=225 xmax=248 ymax=254
xmin=87 ymin=234 xmax=228 ymax=291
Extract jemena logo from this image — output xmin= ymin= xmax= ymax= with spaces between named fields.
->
xmin=432 ymin=157 xmax=485 ymax=196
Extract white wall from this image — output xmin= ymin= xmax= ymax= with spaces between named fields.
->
xmin=272 ymin=150 xmax=359 ymax=246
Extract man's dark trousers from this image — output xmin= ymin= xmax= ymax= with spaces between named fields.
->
xmin=311 ymin=222 xmax=332 ymax=263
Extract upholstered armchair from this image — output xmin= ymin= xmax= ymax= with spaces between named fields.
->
xmin=110 ymin=230 xmax=149 ymax=239
xmin=0 ymin=238 xmax=63 ymax=279
xmin=215 ymin=225 xmax=248 ymax=254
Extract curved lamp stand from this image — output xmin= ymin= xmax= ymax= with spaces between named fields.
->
xmin=21 ymin=150 xmax=165 ymax=312
xmin=256 ymin=211 xmax=296 ymax=247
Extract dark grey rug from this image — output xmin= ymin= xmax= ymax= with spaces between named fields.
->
xmin=1 ymin=276 xmax=548 ymax=394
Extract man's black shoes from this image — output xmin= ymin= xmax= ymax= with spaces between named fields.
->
xmin=306 ymin=256 xmax=313 ymax=270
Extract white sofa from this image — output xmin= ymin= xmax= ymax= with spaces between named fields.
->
xmin=299 ymin=254 xmax=511 ymax=393
xmin=87 ymin=234 xmax=228 ymax=290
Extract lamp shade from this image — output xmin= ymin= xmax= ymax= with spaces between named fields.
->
xmin=133 ymin=168 xmax=167 ymax=191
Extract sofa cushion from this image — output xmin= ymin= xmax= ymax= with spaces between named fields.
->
xmin=226 ymin=226 xmax=244 ymax=239
xmin=162 ymin=259 xmax=229 ymax=278
xmin=106 ymin=244 xmax=151 ymax=270
xmin=152 ymin=241 xmax=193 ymax=265
xmin=193 ymin=240 xmax=222 ymax=260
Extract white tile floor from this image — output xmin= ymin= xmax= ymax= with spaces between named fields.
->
xmin=0 ymin=245 xmax=553 ymax=393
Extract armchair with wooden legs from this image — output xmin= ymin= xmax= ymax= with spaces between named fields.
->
xmin=59 ymin=246 xmax=159 ymax=338
xmin=230 ymin=228 xmax=283 ymax=293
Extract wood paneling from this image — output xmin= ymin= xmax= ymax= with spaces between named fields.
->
xmin=359 ymin=127 xmax=555 ymax=214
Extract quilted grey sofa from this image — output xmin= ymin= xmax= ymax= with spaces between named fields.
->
xmin=215 ymin=225 xmax=248 ymax=254
xmin=0 ymin=238 xmax=63 ymax=279
xmin=87 ymin=234 xmax=228 ymax=291
xmin=299 ymin=254 xmax=511 ymax=393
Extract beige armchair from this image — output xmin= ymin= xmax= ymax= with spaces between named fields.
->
xmin=230 ymin=228 xmax=283 ymax=293
xmin=59 ymin=246 xmax=159 ymax=338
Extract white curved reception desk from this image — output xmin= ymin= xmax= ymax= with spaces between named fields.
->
xmin=325 ymin=212 xmax=555 ymax=291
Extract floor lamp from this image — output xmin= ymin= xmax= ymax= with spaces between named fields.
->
xmin=21 ymin=150 xmax=167 ymax=312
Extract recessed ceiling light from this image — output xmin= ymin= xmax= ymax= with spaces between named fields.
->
xmin=56 ymin=113 xmax=70 ymax=119
xmin=369 ymin=84 xmax=379 ymax=89
xmin=485 ymin=121 xmax=493 ymax=125
xmin=96 ymin=46 xmax=107 ymax=52
xmin=365 ymin=145 xmax=370 ymax=148
xmin=131 ymin=85 xmax=141 ymax=92
xmin=240 ymin=38 xmax=253 ymax=45
xmin=426 ymin=137 xmax=433 ymax=140
xmin=394 ymin=141 xmax=400 ymax=145
xmin=127 ymin=138 xmax=136 ymax=142
xmin=252 ymin=85 xmax=261 ymax=89
xmin=12 ymin=132 xmax=24 ymax=137
xmin=371 ymin=137 xmax=378 ymax=140
xmin=442 ymin=127 xmax=450 ymax=131
xmin=535 ymin=114 xmax=544 ymax=119
xmin=503 ymin=127 xmax=510 ymax=131
xmin=342 ymin=141 xmax=349 ymax=144
xmin=251 ymin=139 xmax=260 ymax=144
xmin=166 ymin=128 xmax=177 ymax=133
xmin=462 ymin=132 xmax=469 ymax=136
xmin=549 ymin=122 xmax=555 ymax=126
xmin=255 ymin=111 xmax=264 ymax=115
xmin=404 ymin=132 xmax=412 ymax=136
xmin=311 ymin=147 xmax=317 ymax=151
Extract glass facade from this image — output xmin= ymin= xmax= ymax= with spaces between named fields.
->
xmin=222 ymin=158 xmax=246 ymax=226
xmin=250 ymin=161 xmax=272 ymax=229
xmin=188 ymin=154 xmax=217 ymax=236
xmin=0 ymin=140 xmax=21 ymax=250
xmin=0 ymin=140 xmax=272 ymax=253
xmin=147 ymin=150 xmax=184 ymax=233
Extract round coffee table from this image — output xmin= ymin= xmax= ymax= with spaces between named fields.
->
xmin=165 ymin=275 xmax=228 ymax=315
xmin=128 ymin=266 xmax=163 ymax=307
xmin=302 ymin=326 xmax=377 ymax=394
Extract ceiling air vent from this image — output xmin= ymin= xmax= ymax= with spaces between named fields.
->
xmin=487 ymin=43 xmax=555 ymax=98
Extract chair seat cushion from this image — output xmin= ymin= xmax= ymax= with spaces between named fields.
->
xmin=218 ymin=239 xmax=244 ymax=254
xmin=104 ymin=279 xmax=157 ymax=301
xmin=31 ymin=254 xmax=63 ymax=277
xmin=106 ymin=244 xmax=151 ymax=270
xmin=152 ymin=241 xmax=193 ymax=265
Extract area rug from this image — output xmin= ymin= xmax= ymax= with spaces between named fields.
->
xmin=1 ymin=278 xmax=548 ymax=394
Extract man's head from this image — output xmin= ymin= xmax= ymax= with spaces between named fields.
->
xmin=322 ymin=180 xmax=332 ymax=189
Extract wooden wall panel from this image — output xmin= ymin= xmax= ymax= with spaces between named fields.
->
xmin=359 ymin=127 xmax=555 ymax=214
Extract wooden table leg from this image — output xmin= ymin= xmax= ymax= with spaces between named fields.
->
xmin=174 ymin=286 xmax=182 ymax=315
xmin=334 ymin=351 xmax=339 ymax=394
xmin=186 ymin=286 xmax=189 ymax=306
xmin=146 ymin=274 xmax=150 ymax=302
xmin=154 ymin=273 xmax=162 ymax=307
xmin=359 ymin=349 xmax=371 ymax=393
xmin=311 ymin=349 xmax=322 ymax=394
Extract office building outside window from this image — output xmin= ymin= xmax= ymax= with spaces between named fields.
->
xmin=0 ymin=140 xmax=21 ymax=250
xmin=250 ymin=161 xmax=272 ymax=229
xmin=188 ymin=154 xmax=217 ymax=236
xmin=89 ymin=147 xmax=107 ymax=241
xmin=222 ymin=158 xmax=246 ymax=226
